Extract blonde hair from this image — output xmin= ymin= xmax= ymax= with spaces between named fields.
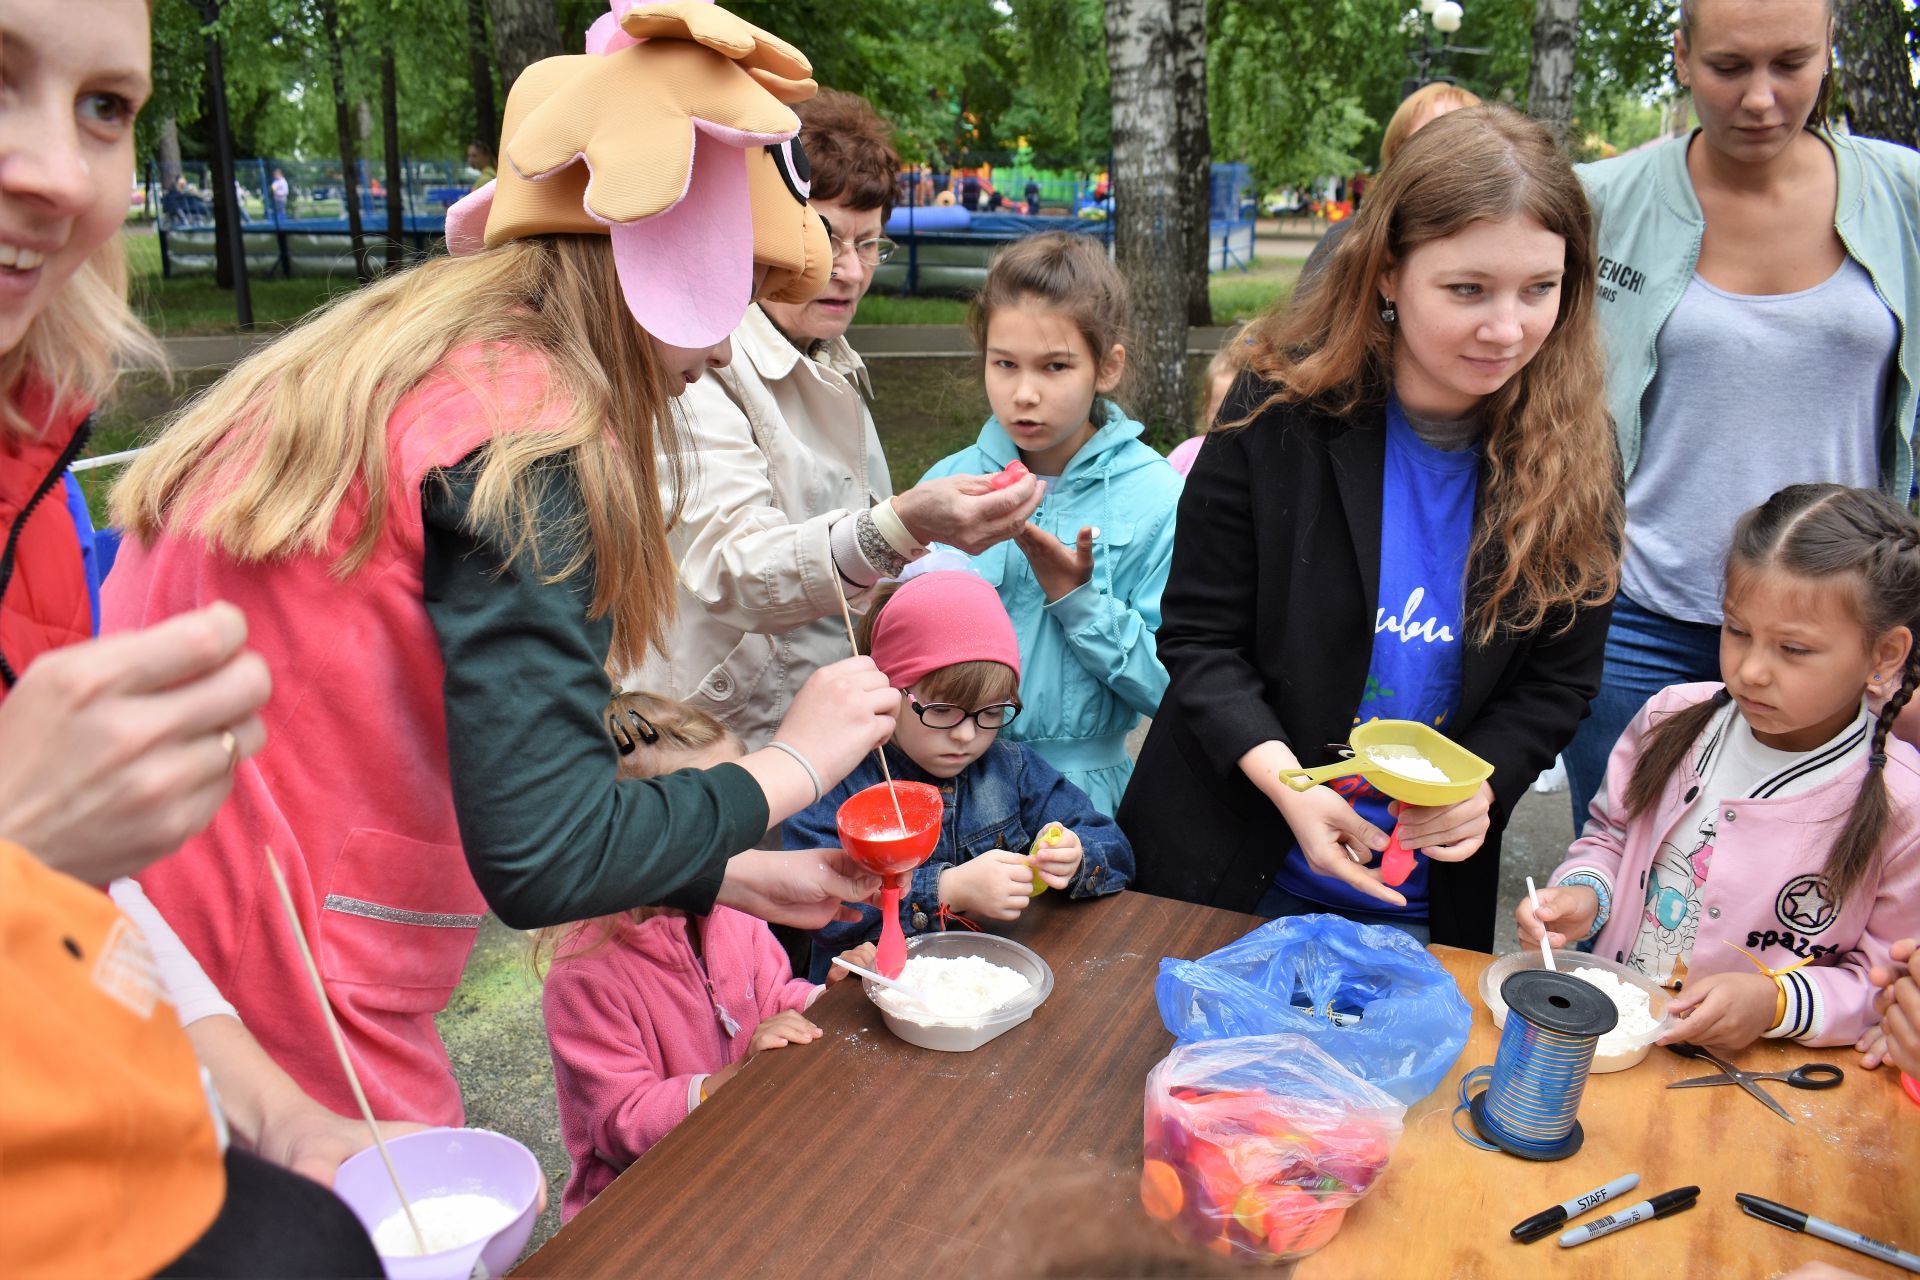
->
xmin=3 ymin=236 xmax=163 ymax=438
xmin=1378 ymin=82 xmax=1482 ymax=171
xmin=1238 ymin=105 xmax=1621 ymax=645
xmin=111 ymin=235 xmax=683 ymax=672
xmin=1195 ymin=324 xmax=1251 ymax=435
xmin=534 ymin=690 xmax=744 ymax=972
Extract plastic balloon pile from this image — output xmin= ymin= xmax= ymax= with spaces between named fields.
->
xmin=1141 ymin=1033 xmax=1404 ymax=1265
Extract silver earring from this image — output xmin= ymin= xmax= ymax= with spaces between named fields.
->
xmin=1380 ymin=298 xmax=1397 ymax=323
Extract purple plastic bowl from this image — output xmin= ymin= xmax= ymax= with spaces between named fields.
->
xmin=333 ymin=1127 xmax=543 ymax=1279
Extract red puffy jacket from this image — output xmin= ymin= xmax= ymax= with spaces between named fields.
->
xmin=0 ymin=384 xmax=95 ymax=699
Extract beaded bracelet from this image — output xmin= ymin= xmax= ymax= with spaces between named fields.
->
xmin=1556 ymin=871 xmax=1612 ymax=941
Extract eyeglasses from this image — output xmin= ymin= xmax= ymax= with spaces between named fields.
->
xmin=828 ymin=232 xmax=897 ymax=268
xmin=908 ymin=697 xmax=1020 ymax=731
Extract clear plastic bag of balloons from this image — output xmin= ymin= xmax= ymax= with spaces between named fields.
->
xmin=1141 ymin=1033 xmax=1404 ymax=1265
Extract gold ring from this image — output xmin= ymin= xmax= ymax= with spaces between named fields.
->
xmin=219 ymin=729 xmax=240 ymax=775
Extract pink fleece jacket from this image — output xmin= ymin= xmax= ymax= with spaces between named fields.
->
xmin=1556 ymin=682 xmax=1920 ymax=1046
xmin=543 ymin=907 xmax=820 ymax=1221
xmin=112 ymin=345 xmax=560 ymax=1127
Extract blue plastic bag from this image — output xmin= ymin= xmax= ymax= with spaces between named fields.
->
xmin=1155 ymin=913 xmax=1471 ymax=1105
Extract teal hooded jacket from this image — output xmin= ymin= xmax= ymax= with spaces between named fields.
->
xmin=1578 ymin=129 xmax=1920 ymax=498
xmin=919 ymin=402 xmax=1182 ymax=815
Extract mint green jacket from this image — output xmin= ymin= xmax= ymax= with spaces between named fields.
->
xmin=1578 ymin=130 xmax=1920 ymax=497
xmin=919 ymin=404 xmax=1182 ymax=816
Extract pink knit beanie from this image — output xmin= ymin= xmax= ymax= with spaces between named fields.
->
xmin=867 ymin=571 xmax=1022 ymax=690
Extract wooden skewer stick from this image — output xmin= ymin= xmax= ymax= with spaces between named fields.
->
xmin=263 ymin=846 xmax=427 ymax=1255
xmin=829 ymin=572 xmax=907 ymax=832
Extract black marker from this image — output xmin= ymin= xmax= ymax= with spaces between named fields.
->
xmin=1737 ymin=1193 xmax=1920 ymax=1273
xmin=1558 ymin=1186 xmax=1700 ymax=1248
xmin=1511 ymin=1173 xmax=1640 ymax=1244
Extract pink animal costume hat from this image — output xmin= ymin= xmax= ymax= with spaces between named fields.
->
xmin=867 ymin=571 xmax=1023 ymax=689
xmin=445 ymin=0 xmax=832 ymax=345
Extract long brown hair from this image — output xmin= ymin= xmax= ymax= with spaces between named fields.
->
xmin=111 ymin=235 xmax=683 ymax=672
xmin=969 ymin=231 xmax=1133 ymax=413
xmin=1625 ymin=485 xmax=1920 ymax=905
xmin=1238 ymin=104 xmax=1621 ymax=644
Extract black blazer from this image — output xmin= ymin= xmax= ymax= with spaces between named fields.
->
xmin=1119 ymin=380 xmax=1613 ymax=951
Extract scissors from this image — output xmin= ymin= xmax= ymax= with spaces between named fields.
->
xmin=1665 ymin=1042 xmax=1844 ymax=1125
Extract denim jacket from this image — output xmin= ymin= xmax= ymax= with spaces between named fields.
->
xmin=787 ymin=739 xmax=1133 ymax=981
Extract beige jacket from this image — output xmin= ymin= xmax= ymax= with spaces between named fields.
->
xmin=629 ymin=304 xmax=894 ymax=747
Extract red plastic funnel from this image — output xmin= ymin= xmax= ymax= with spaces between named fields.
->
xmin=836 ymin=781 xmax=944 ymax=877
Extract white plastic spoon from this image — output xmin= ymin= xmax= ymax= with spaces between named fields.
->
xmin=832 ymin=954 xmax=934 ymax=1010
xmin=1526 ymin=875 xmax=1558 ymax=973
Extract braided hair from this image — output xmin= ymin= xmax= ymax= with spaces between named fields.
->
xmin=1625 ymin=484 xmax=1920 ymax=905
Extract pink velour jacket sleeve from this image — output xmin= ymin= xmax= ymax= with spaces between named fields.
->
xmin=746 ymin=919 xmax=824 ymax=1017
xmin=543 ymin=960 xmax=700 ymax=1170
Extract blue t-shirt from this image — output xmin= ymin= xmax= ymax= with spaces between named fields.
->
xmin=1274 ymin=397 xmax=1478 ymax=918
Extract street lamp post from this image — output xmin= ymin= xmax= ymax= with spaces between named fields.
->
xmin=1407 ymin=0 xmax=1488 ymax=92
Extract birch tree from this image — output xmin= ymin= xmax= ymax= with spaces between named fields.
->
xmin=1174 ymin=0 xmax=1211 ymax=327
xmin=1834 ymin=0 xmax=1920 ymax=148
xmin=1527 ymin=0 xmax=1580 ymax=147
xmin=487 ymin=0 xmax=563 ymax=95
xmin=1106 ymin=0 xmax=1189 ymax=443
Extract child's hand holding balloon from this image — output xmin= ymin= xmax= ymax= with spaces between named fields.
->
xmin=1027 ymin=822 xmax=1082 ymax=891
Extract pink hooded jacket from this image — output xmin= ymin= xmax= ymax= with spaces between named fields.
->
xmin=543 ymin=906 xmax=820 ymax=1221
xmin=1555 ymin=683 xmax=1920 ymax=1046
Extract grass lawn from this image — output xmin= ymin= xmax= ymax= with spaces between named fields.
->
xmin=124 ymin=228 xmax=364 ymax=336
xmin=127 ymin=223 xmax=1303 ymax=338
xmin=856 ymin=262 xmax=1301 ymax=330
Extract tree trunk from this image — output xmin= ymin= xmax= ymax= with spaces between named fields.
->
xmin=202 ymin=29 xmax=253 ymax=326
xmin=382 ymin=48 xmax=404 ymax=273
xmin=1834 ymin=0 xmax=1920 ymax=148
xmin=157 ymin=115 xmax=184 ymax=191
xmin=321 ymin=0 xmax=373 ymax=283
xmin=1105 ymin=0 xmax=1188 ymax=446
xmin=486 ymin=0 xmax=562 ymax=95
xmin=466 ymin=0 xmax=499 ymax=146
xmin=1174 ymin=0 xmax=1211 ymax=328
xmin=1526 ymin=0 xmax=1580 ymax=147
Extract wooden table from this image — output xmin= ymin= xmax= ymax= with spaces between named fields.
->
xmin=517 ymin=892 xmax=1920 ymax=1278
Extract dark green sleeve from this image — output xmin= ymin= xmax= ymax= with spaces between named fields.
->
xmin=420 ymin=453 xmax=769 ymax=929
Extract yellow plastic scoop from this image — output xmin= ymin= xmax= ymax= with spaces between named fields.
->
xmin=1279 ymin=721 xmax=1494 ymax=887
xmin=1279 ymin=719 xmax=1491 ymax=805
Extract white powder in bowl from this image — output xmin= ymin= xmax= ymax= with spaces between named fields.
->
xmin=876 ymin=954 xmax=1032 ymax=1022
xmin=1366 ymin=749 xmax=1451 ymax=783
xmin=373 ymin=1193 xmax=517 ymax=1258
xmin=1571 ymin=966 xmax=1660 ymax=1057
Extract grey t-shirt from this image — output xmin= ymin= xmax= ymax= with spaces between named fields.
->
xmin=1623 ymin=257 xmax=1895 ymax=623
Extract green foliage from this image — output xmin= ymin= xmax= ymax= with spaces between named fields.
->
xmin=1206 ymin=0 xmax=1679 ymax=189
xmin=146 ymin=0 xmax=488 ymax=170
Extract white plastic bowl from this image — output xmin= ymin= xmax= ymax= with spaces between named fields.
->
xmin=861 ymin=931 xmax=1054 ymax=1052
xmin=1480 ymin=949 xmax=1673 ymax=1072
